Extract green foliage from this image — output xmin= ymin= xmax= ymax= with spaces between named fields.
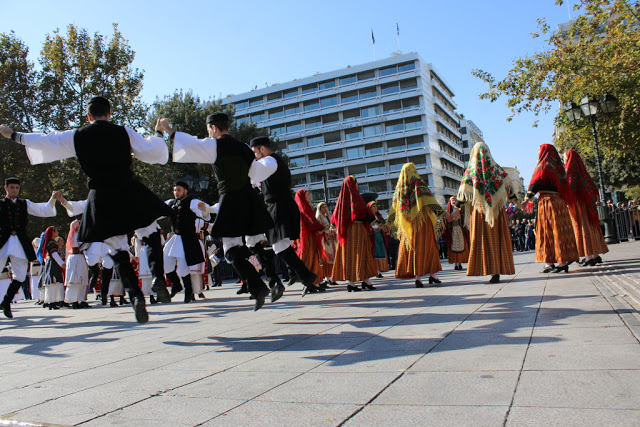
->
xmin=624 ymin=185 xmax=640 ymax=201
xmin=473 ymin=0 xmax=640 ymax=163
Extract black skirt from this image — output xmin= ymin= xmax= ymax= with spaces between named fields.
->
xmin=265 ymin=196 xmax=300 ymax=244
xmin=211 ymin=185 xmax=274 ymax=238
xmin=78 ymin=178 xmax=173 ymax=242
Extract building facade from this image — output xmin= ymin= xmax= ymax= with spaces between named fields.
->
xmin=223 ymin=52 xmax=466 ymax=211
xmin=459 ymin=118 xmax=483 ymax=163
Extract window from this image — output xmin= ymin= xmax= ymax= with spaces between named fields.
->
xmin=406 ymin=135 xmax=424 ymax=150
xmin=379 ymin=65 xmax=397 ymax=77
xmin=283 ymin=88 xmax=298 ymax=99
xmin=376 ymin=199 xmax=390 ymax=210
xmin=343 ymin=109 xmax=360 ymax=122
xmin=387 ymin=139 xmax=405 ymax=152
xmin=381 ymin=82 xmax=400 ymax=95
xmin=344 ymin=128 xmax=362 ymax=140
xmin=318 ymin=80 xmax=336 ymax=90
xmin=267 ymin=92 xmax=282 ymax=101
xmin=369 ymin=180 xmax=388 ymax=193
xmin=367 ymin=162 xmax=386 ymax=174
xmin=361 ymin=105 xmax=380 ymax=117
xmin=327 ymin=168 xmax=344 ymax=180
xmin=304 ymin=100 xmax=319 ymax=111
xmin=324 ymin=131 xmax=341 ymax=144
xmin=249 ymin=96 xmax=264 ymax=107
xmin=289 ymin=156 xmax=306 ymax=168
xmin=386 ymin=120 xmax=404 ymax=133
xmin=236 ymin=100 xmax=248 ymax=109
xmin=302 ymin=84 xmax=317 ymax=94
xmin=292 ymin=175 xmax=307 ymax=186
xmin=359 ymin=87 xmax=377 ymax=100
xmin=309 ymin=153 xmax=325 ymax=166
xmin=365 ymin=142 xmax=384 ymax=156
xmin=363 ymin=124 xmax=382 ymax=138
xmin=287 ymin=121 xmax=302 ymax=133
xmin=357 ymin=70 xmax=375 ymax=81
xmin=329 ymin=187 xmax=341 ymax=198
xmin=383 ymin=101 xmax=402 ymax=113
xmin=358 ymin=183 xmax=369 ymax=192
xmin=340 ymin=75 xmax=356 ymax=85
xmin=307 ymin=135 xmax=324 ymax=147
xmin=341 ymin=91 xmax=358 ymax=103
xmin=305 ymin=117 xmax=321 ymax=129
xmin=311 ymin=190 xmax=325 ymax=202
xmin=398 ymin=62 xmax=416 ymax=72
xmin=251 ymin=112 xmax=265 ymax=122
xmin=269 ymin=108 xmax=284 ymax=120
xmin=409 ymin=155 xmax=427 ymax=169
xmin=320 ymin=96 xmax=338 ymax=108
xmin=403 ymin=97 xmax=420 ymax=109
xmin=310 ymin=171 xmax=326 ymax=183
xmin=326 ymin=150 xmax=343 ymax=163
xmin=404 ymin=116 xmax=422 ymax=130
xmin=389 ymin=158 xmax=406 ymax=172
xmin=236 ymin=116 xmax=250 ymax=126
xmin=349 ymin=164 xmax=366 ymax=177
xmin=284 ymin=104 xmax=300 ymax=116
xmin=346 ymin=146 xmax=364 ymax=159
xmin=400 ymin=78 xmax=418 ymax=91
xmin=287 ymin=139 xmax=304 ymax=150
xmin=271 ymin=125 xmax=285 ymax=136
xmin=322 ymin=113 xmax=339 ymax=125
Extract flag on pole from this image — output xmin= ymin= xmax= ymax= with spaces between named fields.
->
xmin=371 ymin=29 xmax=375 ymax=45
xmin=396 ymin=22 xmax=400 ymax=36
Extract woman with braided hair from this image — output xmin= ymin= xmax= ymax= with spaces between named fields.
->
xmin=388 ymin=163 xmax=444 ymax=288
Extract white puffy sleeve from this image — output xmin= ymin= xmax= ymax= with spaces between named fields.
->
xmin=189 ymin=199 xmax=211 ymax=221
xmin=26 ymin=196 xmax=57 ymax=217
xmin=249 ymin=156 xmax=278 ymax=185
xmin=173 ymin=132 xmax=217 ymax=164
xmin=125 ymin=127 xmax=169 ymax=165
xmin=17 ymin=130 xmax=77 ymax=165
xmin=61 ymin=200 xmax=88 ymax=217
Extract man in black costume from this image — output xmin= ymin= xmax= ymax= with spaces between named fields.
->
xmin=163 ymin=181 xmax=210 ymax=303
xmin=0 ymin=97 xmax=173 ymax=323
xmin=159 ymin=113 xmax=278 ymax=310
xmin=248 ymin=136 xmax=317 ymax=295
xmin=0 ymin=178 xmax=58 ymax=318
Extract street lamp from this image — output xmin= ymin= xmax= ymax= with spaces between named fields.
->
xmin=563 ymin=93 xmax=619 ymax=244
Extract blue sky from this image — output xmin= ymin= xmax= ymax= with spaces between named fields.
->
xmin=5 ymin=0 xmax=577 ymax=183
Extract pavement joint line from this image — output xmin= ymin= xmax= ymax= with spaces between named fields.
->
xmin=589 ymin=274 xmax=640 ymax=343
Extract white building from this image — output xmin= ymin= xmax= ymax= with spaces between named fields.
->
xmin=223 ymin=52 xmax=467 ymax=210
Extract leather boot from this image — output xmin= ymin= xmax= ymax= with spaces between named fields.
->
xmin=226 ymin=245 xmax=269 ymax=311
xmin=250 ymin=242 xmax=285 ymax=303
xmin=278 ymin=246 xmax=318 ymax=295
xmin=143 ymin=231 xmax=171 ymax=303
xmin=1 ymin=280 xmax=22 ymax=318
xmin=166 ymin=271 xmax=183 ymax=297
xmin=182 ymin=274 xmax=194 ymax=303
xmin=110 ymin=251 xmax=147 ymax=324
xmin=100 ymin=267 xmax=113 ymax=305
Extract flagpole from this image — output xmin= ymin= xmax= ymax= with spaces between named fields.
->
xmin=371 ymin=29 xmax=376 ymax=60
xmin=396 ymin=22 xmax=400 ymax=52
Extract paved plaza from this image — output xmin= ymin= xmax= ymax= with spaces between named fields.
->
xmin=1 ymin=242 xmax=639 ymax=426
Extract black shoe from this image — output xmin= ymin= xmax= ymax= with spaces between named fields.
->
xmin=595 ymin=256 xmax=603 ymax=264
xmin=578 ymin=258 xmax=586 ymax=265
xmin=362 ymin=281 xmax=376 ymax=290
xmin=198 ymin=293 xmax=205 ymax=299
xmin=72 ymin=302 xmax=81 ymax=309
xmin=331 ymin=281 xmax=339 ymax=287
xmin=119 ymin=297 xmax=129 ymax=305
xmin=151 ymin=281 xmax=171 ymax=304
xmin=347 ymin=285 xmax=361 ymax=292
xmin=376 ymin=274 xmax=383 ymax=278
xmin=237 ymin=283 xmax=249 ymax=295
xmin=428 ymin=276 xmax=441 ymax=285
xmin=49 ymin=304 xmax=59 ymax=310
xmin=254 ymin=287 xmax=269 ymax=311
xmin=415 ymin=279 xmax=424 ymax=288
xmin=132 ymin=297 xmax=149 ymax=324
xmin=110 ymin=300 xmax=118 ymax=307
xmin=271 ymin=283 xmax=285 ymax=303
xmin=62 ymin=302 xmax=71 ymax=308
xmin=552 ymin=265 xmax=569 ymax=273
xmin=542 ymin=265 xmax=556 ymax=273
xmin=205 ymin=285 xmax=210 ymax=290
xmin=584 ymin=258 xmax=598 ymax=266
xmin=80 ymin=301 xmax=91 ymax=308
xmin=149 ymin=295 xmax=158 ymax=304
xmin=0 ymin=301 xmax=12 ymax=318
xmin=489 ymin=274 xmax=500 ymax=283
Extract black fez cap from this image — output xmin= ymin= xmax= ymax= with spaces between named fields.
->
xmin=174 ymin=181 xmax=189 ymax=191
xmin=4 ymin=177 xmax=20 ymax=186
xmin=206 ymin=112 xmax=228 ymax=124
xmin=250 ymin=136 xmax=271 ymax=148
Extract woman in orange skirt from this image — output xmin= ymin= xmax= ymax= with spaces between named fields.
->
xmin=457 ymin=142 xmax=516 ymax=283
xmin=443 ymin=196 xmax=470 ymax=271
xmin=316 ymin=202 xmax=337 ymax=284
xmin=563 ymin=150 xmax=608 ymax=265
xmin=368 ymin=201 xmax=390 ymax=276
xmin=388 ymin=163 xmax=444 ymax=288
xmin=293 ymin=189 xmax=325 ymax=293
xmin=523 ymin=144 xmax=578 ymax=273
xmin=331 ymin=176 xmax=378 ymax=292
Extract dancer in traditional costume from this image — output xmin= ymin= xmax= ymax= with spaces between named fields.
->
xmin=132 ymin=233 xmax=157 ymax=304
xmin=37 ymin=226 xmax=66 ymax=309
xmin=563 ymin=150 xmax=608 ymax=265
xmin=160 ymin=113 xmax=272 ymax=310
xmin=316 ymin=202 xmax=337 ymax=285
xmin=64 ymin=220 xmax=90 ymax=309
xmin=293 ymin=189 xmax=325 ymax=292
xmin=388 ymin=163 xmax=444 ymax=288
xmin=457 ymin=142 xmax=516 ymax=283
xmin=443 ymin=197 xmax=470 ymax=271
xmin=367 ymin=201 xmax=389 ymax=276
xmin=1 ymin=97 xmax=173 ymax=323
xmin=0 ymin=178 xmax=57 ymax=318
xmin=331 ymin=176 xmax=378 ymax=291
xmin=524 ymin=144 xmax=579 ymax=273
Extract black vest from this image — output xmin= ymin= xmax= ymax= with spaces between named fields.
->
xmin=213 ymin=135 xmax=254 ymax=194
xmin=0 ymin=198 xmax=37 ymax=261
xmin=167 ymin=197 xmax=197 ymax=236
xmin=74 ymin=121 xmax=133 ymax=188
xmin=261 ymin=153 xmax=292 ymax=203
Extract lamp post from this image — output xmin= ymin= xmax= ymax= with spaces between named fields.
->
xmin=563 ymin=93 xmax=619 ymax=244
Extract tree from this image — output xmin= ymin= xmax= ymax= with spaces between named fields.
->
xmin=473 ymin=0 xmax=640 ymax=185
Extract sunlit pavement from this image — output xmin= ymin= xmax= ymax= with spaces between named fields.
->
xmin=1 ymin=241 xmax=639 ymax=426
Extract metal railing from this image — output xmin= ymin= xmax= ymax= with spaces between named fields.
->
xmin=610 ymin=206 xmax=640 ymax=242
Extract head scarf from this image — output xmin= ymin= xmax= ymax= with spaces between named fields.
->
xmin=295 ymin=189 xmax=326 ymax=258
xmin=331 ymin=176 xmax=370 ymax=245
xmin=367 ymin=201 xmax=384 ymax=223
xmin=38 ymin=226 xmax=57 ymax=261
xmin=388 ymin=163 xmax=444 ymax=246
xmin=564 ymin=150 xmax=599 ymax=225
xmin=528 ymin=144 xmax=571 ymax=202
xmin=315 ymin=202 xmax=330 ymax=222
xmin=457 ymin=142 xmax=513 ymax=227
xmin=66 ymin=219 xmax=80 ymax=254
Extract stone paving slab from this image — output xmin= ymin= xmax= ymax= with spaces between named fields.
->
xmin=0 ymin=241 xmax=638 ymax=426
